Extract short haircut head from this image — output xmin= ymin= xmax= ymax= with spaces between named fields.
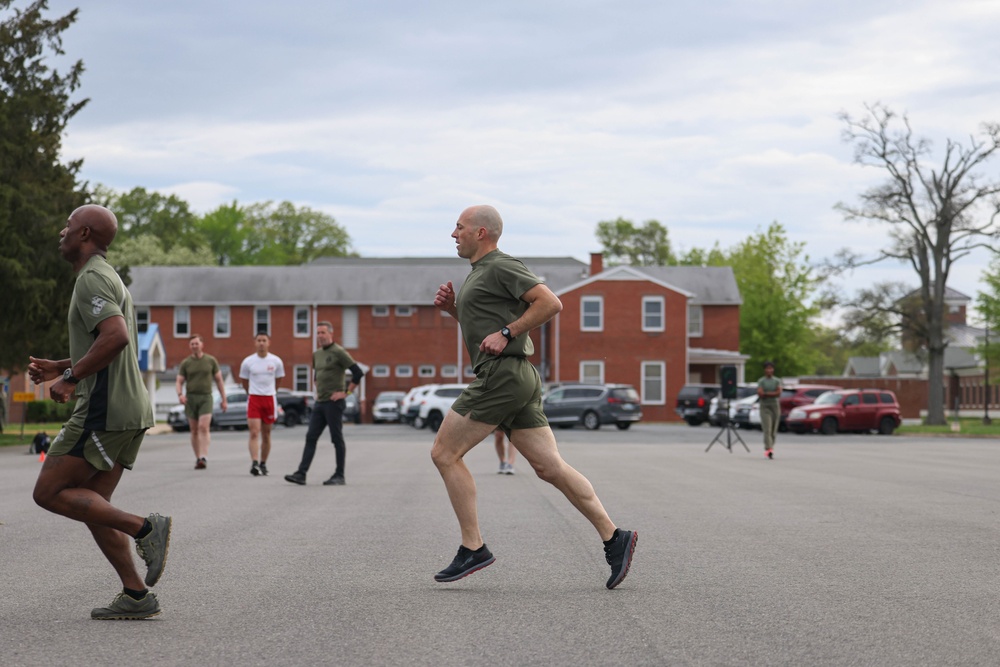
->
xmin=317 ymin=321 xmax=334 ymax=332
xmin=255 ymin=332 xmax=270 ymax=340
xmin=190 ymin=334 xmax=204 ymax=343
xmin=763 ymin=361 xmax=775 ymax=369
xmin=468 ymin=205 xmax=503 ymax=242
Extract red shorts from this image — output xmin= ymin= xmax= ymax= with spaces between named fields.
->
xmin=247 ymin=394 xmax=278 ymax=423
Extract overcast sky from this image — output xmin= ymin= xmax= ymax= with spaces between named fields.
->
xmin=40 ymin=0 xmax=1000 ymax=316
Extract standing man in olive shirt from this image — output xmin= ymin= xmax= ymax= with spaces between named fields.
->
xmin=176 ymin=334 xmax=227 ymax=469
xmin=28 ymin=205 xmax=170 ymax=620
xmin=757 ymin=361 xmax=783 ymax=459
xmin=284 ymin=321 xmax=365 ymax=486
xmin=431 ymin=205 xmax=637 ymax=589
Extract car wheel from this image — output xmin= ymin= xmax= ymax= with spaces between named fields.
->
xmin=878 ymin=417 xmax=896 ymax=435
xmin=427 ymin=412 xmax=443 ymax=432
xmin=684 ymin=417 xmax=703 ymax=427
xmin=284 ymin=410 xmax=300 ymax=427
xmin=820 ymin=417 xmax=837 ymax=436
xmin=615 ymin=422 xmax=631 ymax=430
xmin=413 ymin=416 xmax=425 ymax=429
xmin=582 ymin=411 xmax=600 ymax=430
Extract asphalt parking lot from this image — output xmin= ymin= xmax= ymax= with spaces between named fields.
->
xmin=1 ymin=422 xmax=998 ymax=666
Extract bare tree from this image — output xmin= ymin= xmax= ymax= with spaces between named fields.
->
xmin=836 ymin=103 xmax=1000 ymax=424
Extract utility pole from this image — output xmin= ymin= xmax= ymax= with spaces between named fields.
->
xmin=984 ymin=326 xmax=992 ymax=426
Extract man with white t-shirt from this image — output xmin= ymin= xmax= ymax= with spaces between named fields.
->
xmin=239 ymin=332 xmax=285 ymax=476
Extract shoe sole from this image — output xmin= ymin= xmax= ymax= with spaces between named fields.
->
xmin=144 ymin=517 xmax=172 ymax=588
xmin=434 ymin=555 xmax=496 ymax=582
xmin=92 ymin=609 xmax=161 ymax=620
xmin=284 ymin=476 xmax=306 ymax=485
xmin=606 ymin=531 xmax=638 ymax=590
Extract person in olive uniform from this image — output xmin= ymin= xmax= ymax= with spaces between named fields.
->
xmin=757 ymin=361 xmax=783 ymax=459
xmin=430 ymin=205 xmax=637 ymax=589
xmin=284 ymin=321 xmax=365 ymax=486
xmin=175 ymin=334 xmax=227 ymax=469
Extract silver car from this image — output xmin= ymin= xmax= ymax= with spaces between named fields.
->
xmin=372 ymin=391 xmax=406 ymax=423
xmin=167 ymin=387 xmax=285 ymax=431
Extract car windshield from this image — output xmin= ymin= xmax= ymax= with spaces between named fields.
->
xmin=814 ymin=392 xmax=843 ymax=405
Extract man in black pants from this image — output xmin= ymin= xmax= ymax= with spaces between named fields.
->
xmin=285 ymin=321 xmax=364 ymax=486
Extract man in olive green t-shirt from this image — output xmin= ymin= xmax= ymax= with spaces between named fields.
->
xmin=176 ymin=334 xmax=228 ymax=470
xmin=430 ymin=205 xmax=637 ymax=590
xmin=28 ymin=205 xmax=169 ymax=620
xmin=757 ymin=361 xmax=783 ymax=459
xmin=284 ymin=321 xmax=365 ymax=486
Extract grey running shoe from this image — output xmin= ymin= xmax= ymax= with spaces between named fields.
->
xmin=497 ymin=462 xmax=506 ymax=474
xmin=135 ymin=513 xmax=172 ymax=587
xmin=604 ymin=529 xmax=638 ymax=590
xmin=323 ymin=474 xmax=345 ymax=486
xmin=435 ymin=544 xmax=496 ymax=582
xmin=284 ymin=471 xmax=306 ymax=485
xmin=91 ymin=591 xmax=161 ymax=620
xmin=504 ymin=464 xmax=515 ymax=475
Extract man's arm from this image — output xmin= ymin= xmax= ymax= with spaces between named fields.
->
xmin=434 ymin=281 xmax=458 ymax=319
xmin=176 ymin=372 xmax=187 ymax=405
xmin=479 ymin=283 xmax=562 ymax=355
xmin=214 ymin=370 xmax=228 ymax=411
xmin=48 ymin=315 xmax=130 ymax=403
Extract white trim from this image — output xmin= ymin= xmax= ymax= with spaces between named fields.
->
xmin=173 ymin=306 xmax=190 ymax=337
xmin=254 ymin=306 xmax=271 ymax=336
xmin=372 ymin=305 xmax=389 ymax=317
xmin=372 ymin=365 xmax=390 ymax=378
xmin=395 ymin=364 xmax=413 ymax=378
xmin=580 ymin=295 xmax=603 ymax=332
xmin=554 ymin=265 xmax=696 ymax=298
xmin=579 ymin=360 xmax=605 ymax=384
xmin=418 ymin=365 xmax=436 ymax=378
xmin=641 ymin=361 xmax=666 ymax=405
xmin=293 ymin=306 xmax=311 ymax=338
xmin=293 ymin=364 xmax=310 ymax=392
xmin=687 ymin=304 xmax=703 ymax=337
xmin=214 ymin=305 xmax=231 ymax=338
xmin=642 ymin=296 xmax=665 ymax=332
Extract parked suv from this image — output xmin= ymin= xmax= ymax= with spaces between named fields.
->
xmin=543 ymin=384 xmax=642 ymax=430
xmin=675 ymin=384 xmax=720 ymax=426
xmin=414 ymin=384 xmax=468 ymax=432
xmin=787 ymin=389 xmax=902 ymax=435
xmin=372 ymin=391 xmax=406 ymax=423
xmin=778 ymin=384 xmax=840 ymax=430
xmin=400 ymin=384 xmax=437 ymax=425
xmin=276 ymin=389 xmax=312 ymax=427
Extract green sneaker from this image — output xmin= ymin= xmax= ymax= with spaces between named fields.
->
xmin=135 ymin=513 xmax=172 ymax=587
xmin=91 ymin=592 xmax=161 ymax=620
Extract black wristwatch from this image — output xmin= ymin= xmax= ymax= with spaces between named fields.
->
xmin=62 ymin=368 xmax=80 ymax=384
xmin=500 ymin=327 xmax=514 ymax=342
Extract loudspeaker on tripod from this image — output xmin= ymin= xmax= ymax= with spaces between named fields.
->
xmin=720 ymin=365 xmax=737 ymax=400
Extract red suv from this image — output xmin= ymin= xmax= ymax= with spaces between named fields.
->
xmin=777 ymin=384 xmax=840 ymax=431
xmin=786 ymin=389 xmax=901 ymax=435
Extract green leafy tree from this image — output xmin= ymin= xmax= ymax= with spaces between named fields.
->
xmin=595 ymin=217 xmax=675 ymax=266
xmin=107 ymin=235 xmax=216 ymax=284
xmin=726 ymin=223 xmax=822 ymax=377
xmin=198 ymin=201 xmax=246 ymax=266
xmin=94 ymin=185 xmax=199 ymax=251
xmin=0 ymin=0 xmax=87 ymax=372
xmin=836 ymin=103 xmax=1000 ymax=424
xmin=976 ymin=258 xmax=1000 ymax=377
xmin=239 ymin=200 xmax=354 ymax=265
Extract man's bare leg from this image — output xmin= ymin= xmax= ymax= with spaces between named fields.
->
xmin=195 ymin=413 xmax=212 ymax=460
xmin=431 ymin=410 xmax=497 ymax=549
xmin=260 ymin=422 xmax=272 ymax=464
xmin=510 ymin=426 xmax=617 ymax=541
xmin=187 ymin=417 xmax=201 ymax=459
xmin=247 ymin=418 xmax=262 ymax=462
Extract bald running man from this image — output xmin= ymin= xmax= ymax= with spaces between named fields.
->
xmin=431 ymin=205 xmax=637 ymax=589
xmin=29 ymin=204 xmax=170 ymax=620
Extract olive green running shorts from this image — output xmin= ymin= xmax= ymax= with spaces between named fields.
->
xmin=48 ymin=419 xmax=146 ymax=471
xmin=184 ymin=393 xmax=214 ymax=420
xmin=451 ymin=356 xmax=549 ymax=437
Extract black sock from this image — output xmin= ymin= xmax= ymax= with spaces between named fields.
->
xmin=135 ymin=518 xmax=152 ymax=540
xmin=604 ymin=528 xmax=620 ymax=546
xmin=123 ymin=587 xmax=148 ymax=600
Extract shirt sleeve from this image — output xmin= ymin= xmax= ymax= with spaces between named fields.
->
xmin=502 ymin=257 xmax=543 ymax=301
xmin=239 ymin=358 xmax=250 ymax=379
xmin=75 ymin=268 xmax=125 ymax=333
xmin=275 ymin=357 xmax=285 ymax=379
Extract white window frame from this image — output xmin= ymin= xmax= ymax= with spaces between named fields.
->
xmin=294 ymin=306 xmax=310 ymax=338
xmin=135 ymin=307 xmax=150 ymax=333
xmin=580 ymin=360 xmax=605 ymax=384
xmin=372 ymin=365 xmax=390 ymax=378
xmin=687 ymin=304 xmax=703 ymax=337
xmin=372 ymin=305 xmax=389 ymax=318
xmin=294 ymin=365 xmax=310 ymax=392
xmin=441 ymin=364 xmax=459 ymax=378
xmin=214 ymin=306 xmax=231 ymax=338
xmin=580 ymin=296 xmax=603 ymax=332
xmin=174 ymin=306 xmax=190 ymax=337
xmin=254 ymin=306 xmax=270 ymax=336
xmin=642 ymin=296 xmax=665 ymax=332
xmin=395 ymin=364 xmax=413 ymax=378
xmin=641 ymin=361 xmax=666 ymax=405
xmin=418 ymin=365 xmax=436 ymax=378
xmin=395 ymin=305 xmax=413 ymax=317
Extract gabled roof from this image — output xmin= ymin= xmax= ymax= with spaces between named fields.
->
xmin=554 ymin=265 xmax=740 ymax=305
xmin=843 ymin=357 xmax=881 ymax=377
xmin=128 ymin=257 xmax=741 ymax=307
xmin=947 ymin=323 xmax=986 ymax=349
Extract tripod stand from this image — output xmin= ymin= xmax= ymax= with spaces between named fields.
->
xmin=706 ymin=399 xmax=750 ymax=453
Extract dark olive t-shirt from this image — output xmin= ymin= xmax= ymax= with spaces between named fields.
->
xmin=313 ymin=343 xmax=355 ymax=401
xmin=179 ymin=354 xmax=220 ymax=395
xmin=456 ymin=249 xmax=541 ymax=372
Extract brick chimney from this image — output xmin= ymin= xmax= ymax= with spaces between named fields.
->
xmin=589 ymin=252 xmax=603 ymax=276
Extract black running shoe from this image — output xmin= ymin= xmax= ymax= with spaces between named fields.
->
xmin=604 ymin=529 xmax=638 ymax=589
xmin=434 ymin=545 xmax=496 ymax=582
xmin=259 ymin=462 xmax=269 ymax=476
xmin=323 ymin=474 xmax=345 ymax=486
xmin=250 ymin=462 xmax=261 ymax=476
xmin=284 ymin=471 xmax=306 ymax=485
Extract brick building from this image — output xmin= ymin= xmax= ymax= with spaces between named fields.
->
xmin=5 ymin=254 xmax=745 ymax=423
